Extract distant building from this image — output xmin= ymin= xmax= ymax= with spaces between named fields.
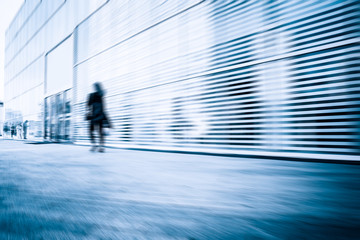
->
xmin=4 ymin=0 xmax=360 ymax=161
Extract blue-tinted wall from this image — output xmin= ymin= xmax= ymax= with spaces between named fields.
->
xmin=5 ymin=0 xmax=360 ymax=161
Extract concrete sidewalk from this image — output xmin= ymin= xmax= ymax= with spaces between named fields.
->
xmin=0 ymin=140 xmax=359 ymax=239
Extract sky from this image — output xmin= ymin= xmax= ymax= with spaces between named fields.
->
xmin=0 ymin=0 xmax=24 ymax=102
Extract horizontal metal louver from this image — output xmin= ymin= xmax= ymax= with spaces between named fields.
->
xmin=4 ymin=0 xmax=359 ymax=162
xmin=72 ymin=0 xmax=360 ymax=161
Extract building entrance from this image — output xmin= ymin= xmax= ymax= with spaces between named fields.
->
xmin=44 ymin=89 xmax=71 ymax=141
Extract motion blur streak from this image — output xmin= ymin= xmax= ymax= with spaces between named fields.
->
xmin=1 ymin=140 xmax=360 ymax=239
xmin=3 ymin=0 xmax=360 ymax=161
xmin=2 ymin=1 xmax=360 ymax=239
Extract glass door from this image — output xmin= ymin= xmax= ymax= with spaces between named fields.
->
xmin=44 ymin=89 xmax=71 ymax=142
xmin=63 ymin=89 xmax=71 ymax=140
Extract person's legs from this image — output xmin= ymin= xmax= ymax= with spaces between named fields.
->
xmin=89 ymin=122 xmax=97 ymax=151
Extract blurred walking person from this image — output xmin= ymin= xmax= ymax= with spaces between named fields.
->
xmin=3 ymin=124 xmax=10 ymax=138
xmin=86 ymin=82 xmax=111 ymax=152
xmin=17 ymin=123 xmax=23 ymax=139
xmin=23 ymin=120 xmax=28 ymax=139
xmin=10 ymin=123 xmax=16 ymax=138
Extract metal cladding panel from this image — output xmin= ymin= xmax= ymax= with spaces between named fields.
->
xmin=73 ymin=0 xmax=360 ymax=161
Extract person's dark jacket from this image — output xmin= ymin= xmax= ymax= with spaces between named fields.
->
xmin=87 ymin=92 xmax=105 ymax=123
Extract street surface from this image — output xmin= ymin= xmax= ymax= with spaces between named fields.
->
xmin=0 ymin=140 xmax=359 ymax=239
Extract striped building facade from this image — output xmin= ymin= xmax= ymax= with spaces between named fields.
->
xmin=4 ymin=0 xmax=360 ymax=161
